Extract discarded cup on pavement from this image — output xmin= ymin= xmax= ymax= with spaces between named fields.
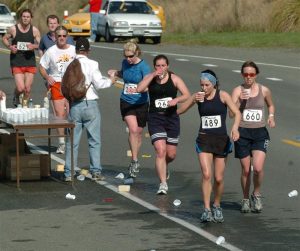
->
xmin=288 ymin=190 xmax=298 ymax=197
xmin=216 ymin=236 xmax=225 ymax=245
xmin=124 ymin=177 xmax=134 ymax=185
xmin=115 ymin=172 xmax=125 ymax=179
xmin=85 ymin=173 xmax=92 ymax=179
xmin=80 ymin=169 xmax=89 ymax=176
xmin=173 ymin=199 xmax=181 ymax=207
xmin=77 ymin=174 xmax=85 ymax=181
xmin=65 ymin=193 xmax=76 ymax=200
xmin=118 ymin=185 xmax=130 ymax=192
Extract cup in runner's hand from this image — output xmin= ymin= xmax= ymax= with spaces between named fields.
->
xmin=242 ymin=88 xmax=251 ymax=99
xmin=197 ymin=91 xmax=205 ymax=103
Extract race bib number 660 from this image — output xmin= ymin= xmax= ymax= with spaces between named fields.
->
xmin=201 ymin=115 xmax=221 ymax=129
xmin=243 ymin=109 xmax=262 ymax=122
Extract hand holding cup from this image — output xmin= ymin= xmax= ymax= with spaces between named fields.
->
xmin=241 ymin=88 xmax=251 ymax=100
xmin=195 ymin=91 xmax=205 ymax=103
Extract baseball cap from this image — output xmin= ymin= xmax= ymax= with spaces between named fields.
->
xmin=76 ymin=37 xmax=90 ymax=51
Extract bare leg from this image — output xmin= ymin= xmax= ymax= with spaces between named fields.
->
xmin=240 ymin=156 xmax=252 ymax=199
xmin=252 ymin=150 xmax=266 ymax=195
xmin=213 ymin=157 xmax=226 ymax=206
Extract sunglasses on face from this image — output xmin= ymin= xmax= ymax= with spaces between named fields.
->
xmin=124 ymin=54 xmax=135 ymax=59
xmin=57 ymin=35 xmax=67 ymax=38
xmin=243 ymin=73 xmax=256 ymax=78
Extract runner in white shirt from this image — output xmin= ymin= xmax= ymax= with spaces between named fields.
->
xmin=39 ymin=25 xmax=76 ymax=154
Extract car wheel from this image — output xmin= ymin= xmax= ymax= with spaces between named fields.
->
xmin=105 ymin=25 xmax=114 ymax=42
xmin=138 ymin=37 xmax=146 ymax=44
xmin=152 ymin=36 xmax=161 ymax=44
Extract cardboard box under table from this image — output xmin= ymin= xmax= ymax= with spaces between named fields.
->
xmin=0 ymin=117 xmax=75 ymax=187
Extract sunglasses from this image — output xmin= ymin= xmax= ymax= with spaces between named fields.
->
xmin=243 ymin=73 xmax=256 ymax=78
xmin=57 ymin=35 xmax=67 ymax=38
xmin=124 ymin=54 xmax=135 ymax=59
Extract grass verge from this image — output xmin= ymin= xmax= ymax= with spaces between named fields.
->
xmin=162 ymin=32 xmax=300 ymax=48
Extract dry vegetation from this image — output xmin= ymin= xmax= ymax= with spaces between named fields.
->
xmin=2 ymin=0 xmax=300 ymax=34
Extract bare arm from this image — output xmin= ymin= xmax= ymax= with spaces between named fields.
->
xmin=221 ymin=90 xmax=241 ymax=141
xmin=176 ymin=93 xmax=197 ymax=115
xmin=229 ymin=86 xmax=242 ymax=118
xmin=168 ymin=74 xmax=191 ymax=107
xmin=27 ymin=26 xmax=40 ymax=50
xmin=39 ymin=65 xmax=55 ymax=86
xmin=262 ymin=85 xmax=276 ymax=128
xmin=136 ymin=72 xmax=156 ymax=93
xmin=2 ymin=26 xmax=17 ymax=53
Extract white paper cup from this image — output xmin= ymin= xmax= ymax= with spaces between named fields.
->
xmin=242 ymin=88 xmax=251 ymax=99
xmin=197 ymin=91 xmax=205 ymax=102
xmin=65 ymin=193 xmax=76 ymax=200
xmin=216 ymin=236 xmax=225 ymax=245
xmin=288 ymin=190 xmax=298 ymax=197
xmin=173 ymin=199 xmax=181 ymax=206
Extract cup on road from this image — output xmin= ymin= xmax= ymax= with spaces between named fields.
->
xmin=196 ymin=91 xmax=205 ymax=103
xmin=242 ymin=88 xmax=251 ymax=99
xmin=173 ymin=199 xmax=181 ymax=207
xmin=65 ymin=193 xmax=76 ymax=200
xmin=216 ymin=236 xmax=225 ymax=245
xmin=288 ymin=190 xmax=298 ymax=197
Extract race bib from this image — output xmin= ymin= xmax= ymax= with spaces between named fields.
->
xmin=57 ymin=62 xmax=67 ymax=74
xmin=201 ymin=115 xmax=221 ymax=129
xmin=124 ymin=83 xmax=138 ymax=95
xmin=17 ymin=42 xmax=29 ymax=51
xmin=243 ymin=109 xmax=262 ymax=122
xmin=155 ymin=97 xmax=172 ymax=109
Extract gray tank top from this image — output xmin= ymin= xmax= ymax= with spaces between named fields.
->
xmin=239 ymin=84 xmax=266 ymax=128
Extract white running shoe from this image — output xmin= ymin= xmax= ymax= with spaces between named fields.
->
xmin=56 ymin=143 xmax=65 ymax=154
xmin=156 ymin=182 xmax=168 ymax=195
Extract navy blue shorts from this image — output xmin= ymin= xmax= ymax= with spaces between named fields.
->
xmin=234 ymin=127 xmax=270 ymax=159
xmin=195 ymin=133 xmax=232 ymax=158
xmin=120 ymin=99 xmax=149 ymax=128
xmin=148 ymin=112 xmax=180 ymax=145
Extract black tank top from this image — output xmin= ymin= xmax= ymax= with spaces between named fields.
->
xmin=148 ymin=72 xmax=177 ymax=113
xmin=10 ymin=24 xmax=36 ymax=67
xmin=198 ymin=89 xmax=228 ymax=135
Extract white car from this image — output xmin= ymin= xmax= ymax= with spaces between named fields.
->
xmin=96 ymin=0 xmax=162 ymax=44
xmin=0 ymin=4 xmax=16 ymax=35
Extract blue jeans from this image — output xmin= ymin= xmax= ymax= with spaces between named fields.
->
xmin=90 ymin=13 xmax=100 ymax=41
xmin=65 ymin=100 xmax=102 ymax=177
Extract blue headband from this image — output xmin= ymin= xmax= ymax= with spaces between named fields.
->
xmin=200 ymin=72 xmax=217 ymax=85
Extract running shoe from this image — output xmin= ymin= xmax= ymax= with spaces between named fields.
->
xmin=251 ymin=193 xmax=263 ymax=213
xmin=200 ymin=208 xmax=213 ymax=223
xmin=128 ymin=160 xmax=140 ymax=178
xmin=56 ymin=143 xmax=65 ymax=154
xmin=156 ymin=182 xmax=168 ymax=195
xmin=212 ymin=205 xmax=224 ymax=223
xmin=64 ymin=176 xmax=72 ymax=182
xmin=241 ymin=199 xmax=251 ymax=213
xmin=92 ymin=172 xmax=105 ymax=181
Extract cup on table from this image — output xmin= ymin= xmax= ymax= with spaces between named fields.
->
xmin=197 ymin=91 xmax=205 ymax=103
xmin=242 ymin=88 xmax=251 ymax=99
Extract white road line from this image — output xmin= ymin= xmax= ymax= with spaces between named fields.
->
xmin=266 ymin=77 xmax=283 ymax=81
xmin=3 ymin=130 xmax=241 ymax=251
xmin=90 ymin=44 xmax=300 ymax=70
xmin=202 ymin=64 xmax=217 ymax=67
xmin=232 ymin=70 xmax=240 ymax=73
xmin=176 ymin=58 xmax=190 ymax=62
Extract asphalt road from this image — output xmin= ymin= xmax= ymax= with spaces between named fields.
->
xmin=0 ymin=42 xmax=299 ymax=251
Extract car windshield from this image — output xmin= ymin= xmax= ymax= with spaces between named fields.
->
xmin=0 ymin=6 xmax=10 ymax=15
xmin=108 ymin=1 xmax=152 ymax=14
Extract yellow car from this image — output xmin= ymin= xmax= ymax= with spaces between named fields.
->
xmin=62 ymin=1 xmax=165 ymax=38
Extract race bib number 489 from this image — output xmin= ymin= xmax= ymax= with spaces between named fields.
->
xmin=243 ymin=109 xmax=262 ymax=122
xmin=155 ymin=97 xmax=172 ymax=109
xmin=201 ymin=115 xmax=221 ymax=129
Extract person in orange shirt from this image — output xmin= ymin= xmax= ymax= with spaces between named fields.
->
xmin=89 ymin=0 xmax=102 ymax=42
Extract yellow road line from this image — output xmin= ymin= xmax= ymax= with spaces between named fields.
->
xmin=282 ymin=139 xmax=300 ymax=148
